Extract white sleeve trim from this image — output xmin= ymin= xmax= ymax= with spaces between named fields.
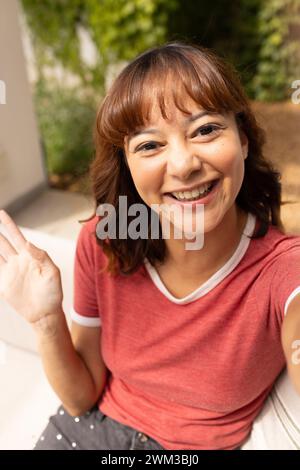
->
xmin=70 ymin=306 xmax=101 ymax=327
xmin=284 ymin=286 xmax=300 ymax=317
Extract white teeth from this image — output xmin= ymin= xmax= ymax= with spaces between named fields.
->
xmin=183 ymin=191 xmax=194 ymax=199
xmin=171 ymin=182 xmax=213 ymax=201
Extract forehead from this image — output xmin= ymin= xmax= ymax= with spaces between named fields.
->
xmin=130 ymin=78 xmax=220 ymax=136
xmin=145 ymin=93 xmax=205 ymax=124
xmin=140 ymin=72 xmax=212 ymax=120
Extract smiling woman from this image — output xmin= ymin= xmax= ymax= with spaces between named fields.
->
xmin=69 ymin=42 xmax=300 ymax=450
xmin=2 ymin=41 xmax=300 ymax=451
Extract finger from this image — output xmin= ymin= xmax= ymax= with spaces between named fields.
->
xmin=26 ymin=241 xmax=47 ymax=261
xmin=0 ymin=210 xmax=27 ymax=252
xmin=0 ymin=254 xmax=6 ymax=266
xmin=0 ymin=232 xmax=18 ymax=259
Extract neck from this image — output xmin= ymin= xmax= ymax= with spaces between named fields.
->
xmin=160 ymin=205 xmax=248 ymax=278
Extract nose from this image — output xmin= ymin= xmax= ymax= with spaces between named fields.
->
xmin=166 ymin=142 xmax=202 ymax=180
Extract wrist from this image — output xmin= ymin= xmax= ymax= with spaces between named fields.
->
xmin=32 ymin=308 xmax=66 ymax=340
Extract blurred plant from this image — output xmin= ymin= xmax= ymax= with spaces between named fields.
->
xmin=167 ymin=0 xmax=300 ymax=101
xmin=34 ymin=79 xmax=97 ymax=176
xmin=23 ymin=0 xmax=300 ymax=102
xmin=166 ymin=0 xmax=262 ymax=97
xmin=252 ymin=0 xmax=300 ymax=101
xmin=21 ymin=0 xmax=178 ymax=179
xmin=22 ymin=0 xmax=178 ymax=92
xmin=22 ymin=0 xmax=300 ymax=182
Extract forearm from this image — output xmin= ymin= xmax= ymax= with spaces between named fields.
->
xmin=33 ymin=309 xmax=106 ymax=416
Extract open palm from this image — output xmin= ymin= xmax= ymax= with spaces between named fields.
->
xmin=0 ymin=210 xmax=63 ymax=325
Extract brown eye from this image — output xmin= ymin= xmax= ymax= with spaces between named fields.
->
xmin=137 ymin=141 xmax=160 ymax=152
xmin=195 ymin=124 xmax=221 ymax=137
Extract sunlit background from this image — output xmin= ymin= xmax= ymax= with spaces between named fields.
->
xmin=2 ymin=0 xmax=300 ymax=230
xmin=0 ymin=0 xmax=300 ymax=450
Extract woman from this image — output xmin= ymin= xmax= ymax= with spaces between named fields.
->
xmin=0 ymin=42 xmax=300 ymax=451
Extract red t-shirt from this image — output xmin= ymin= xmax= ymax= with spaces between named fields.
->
xmin=70 ymin=211 xmax=300 ymax=450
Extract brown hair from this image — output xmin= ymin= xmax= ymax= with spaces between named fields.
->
xmin=81 ymin=41 xmax=286 ymax=276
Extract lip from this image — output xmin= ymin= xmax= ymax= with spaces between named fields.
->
xmin=163 ymin=178 xmax=220 ymax=206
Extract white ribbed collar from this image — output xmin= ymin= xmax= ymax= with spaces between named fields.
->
xmin=144 ymin=212 xmax=256 ymax=304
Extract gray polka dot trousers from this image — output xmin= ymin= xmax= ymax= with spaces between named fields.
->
xmin=33 ymin=404 xmax=166 ymax=450
xmin=33 ymin=404 xmax=242 ymax=450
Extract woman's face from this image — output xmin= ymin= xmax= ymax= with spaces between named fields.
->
xmin=124 ymin=94 xmax=248 ymax=235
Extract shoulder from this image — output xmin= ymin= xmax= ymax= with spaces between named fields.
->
xmin=77 ymin=214 xmax=102 ymax=247
xmin=267 ymin=225 xmax=300 ymax=261
xmin=256 ymin=225 xmax=300 ymax=321
xmin=253 ymin=221 xmax=300 ymax=263
xmin=244 ymin=221 xmax=300 ymax=298
xmin=79 ymin=214 xmax=100 ymax=236
xmin=76 ymin=214 xmax=107 ymax=265
xmin=77 ymin=214 xmax=116 ymax=275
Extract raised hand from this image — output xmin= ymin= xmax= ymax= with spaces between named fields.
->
xmin=0 ymin=210 xmax=64 ymax=327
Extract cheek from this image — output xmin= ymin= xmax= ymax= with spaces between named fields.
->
xmin=128 ymin=160 xmax=163 ymax=195
xmin=206 ymin=139 xmax=244 ymax=177
xmin=219 ymin=143 xmax=245 ymax=196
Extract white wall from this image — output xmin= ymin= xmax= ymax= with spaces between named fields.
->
xmin=0 ymin=0 xmax=46 ymax=211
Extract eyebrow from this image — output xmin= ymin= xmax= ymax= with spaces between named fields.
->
xmin=128 ymin=111 xmax=218 ymax=143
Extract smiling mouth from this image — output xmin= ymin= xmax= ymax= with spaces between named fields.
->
xmin=164 ymin=179 xmax=219 ymax=202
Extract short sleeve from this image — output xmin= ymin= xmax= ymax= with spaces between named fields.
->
xmin=70 ymin=217 xmax=101 ymax=327
xmin=270 ymin=247 xmax=300 ymax=322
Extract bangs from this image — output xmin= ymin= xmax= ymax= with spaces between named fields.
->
xmin=97 ymin=44 xmax=246 ymax=147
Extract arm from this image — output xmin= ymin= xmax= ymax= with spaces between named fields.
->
xmin=281 ymin=293 xmax=300 ymax=395
xmin=0 ymin=209 xmax=107 ymax=417
xmin=34 ymin=313 xmax=108 ymax=417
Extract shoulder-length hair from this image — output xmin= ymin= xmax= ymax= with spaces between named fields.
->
xmin=81 ymin=41 xmax=285 ymax=276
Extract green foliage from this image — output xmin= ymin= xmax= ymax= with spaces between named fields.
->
xmin=22 ymin=0 xmax=300 ymax=103
xmin=22 ymin=0 xmax=177 ymax=91
xmin=22 ymin=0 xmax=88 ymax=83
xmin=21 ymin=0 xmax=178 ymax=177
xmin=22 ymin=0 xmax=300 ymax=177
xmin=252 ymin=0 xmax=300 ymax=101
xmin=85 ymin=0 xmax=178 ymax=62
xmin=34 ymin=80 xmax=97 ymax=175
xmin=167 ymin=0 xmax=262 ymax=94
xmin=166 ymin=0 xmax=300 ymax=101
